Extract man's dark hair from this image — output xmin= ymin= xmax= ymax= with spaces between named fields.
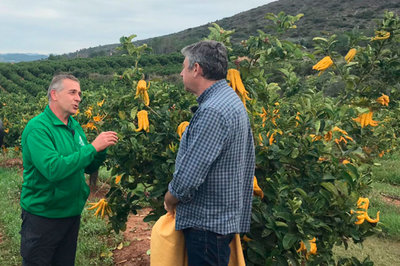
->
xmin=181 ymin=40 xmax=228 ymax=80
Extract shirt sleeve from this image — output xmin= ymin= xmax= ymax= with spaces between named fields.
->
xmin=26 ymin=128 xmax=98 ymax=182
xmin=168 ymin=107 xmax=229 ymax=203
xmin=85 ymin=149 xmax=107 ymax=174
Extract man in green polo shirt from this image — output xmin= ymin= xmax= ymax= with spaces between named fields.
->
xmin=20 ymin=74 xmax=118 ymax=265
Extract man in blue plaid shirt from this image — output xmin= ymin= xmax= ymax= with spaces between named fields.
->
xmin=164 ymin=40 xmax=255 ymax=266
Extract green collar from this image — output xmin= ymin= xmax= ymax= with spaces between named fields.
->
xmin=44 ymin=105 xmax=73 ymax=127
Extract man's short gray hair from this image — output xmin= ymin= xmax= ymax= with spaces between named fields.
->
xmin=47 ymin=74 xmax=80 ymax=101
xmin=181 ymin=40 xmax=228 ymax=80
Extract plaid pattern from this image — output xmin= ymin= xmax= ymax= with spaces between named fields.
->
xmin=169 ymin=80 xmax=255 ymax=235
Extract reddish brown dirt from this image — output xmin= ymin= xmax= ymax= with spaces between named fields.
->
xmin=380 ymin=194 xmax=400 ymax=207
xmin=0 ymin=158 xmax=23 ymax=173
xmin=88 ymin=185 xmax=152 ymax=266
xmin=113 ymin=208 xmax=152 ymax=266
xmin=0 ymin=231 xmax=3 ymax=244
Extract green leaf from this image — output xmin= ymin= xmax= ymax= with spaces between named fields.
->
xmin=130 ymin=107 xmax=138 ymax=120
xmin=321 ymin=182 xmax=339 ymax=196
xmin=118 ymin=111 xmax=126 ymax=120
xmin=312 ymin=37 xmax=328 ymax=43
xmin=290 ymin=148 xmax=299 ymax=159
xmin=282 ymin=233 xmax=298 ymax=250
xmin=275 ymin=221 xmax=288 ymax=227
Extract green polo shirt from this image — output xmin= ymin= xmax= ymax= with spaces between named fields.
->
xmin=21 ymin=105 xmax=106 ymax=218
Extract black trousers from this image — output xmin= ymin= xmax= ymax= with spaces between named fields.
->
xmin=20 ymin=209 xmax=81 ymax=266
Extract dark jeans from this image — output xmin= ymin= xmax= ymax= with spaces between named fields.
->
xmin=183 ymin=227 xmax=235 ymax=266
xmin=20 ymin=209 xmax=81 ymax=266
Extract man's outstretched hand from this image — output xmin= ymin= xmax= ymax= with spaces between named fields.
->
xmin=91 ymin=131 xmax=118 ymax=152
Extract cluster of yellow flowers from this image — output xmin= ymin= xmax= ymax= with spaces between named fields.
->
xmin=84 ymin=106 xmax=93 ymax=118
xmin=135 ymin=110 xmax=150 ymax=132
xmin=376 ymin=93 xmax=389 ymax=106
xmin=93 ymin=114 xmax=105 ymax=123
xmin=135 ymin=80 xmax=150 ymax=106
xmin=352 ymin=111 xmax=379 ymax=128
xmin=87 ymin=198 xmax=111 ymax=219
xmin=313 ymin=48 xmax=358 ymax=75
xmin=227 ymin=69 xmax=251 ymax=108
xmin=259 ymin=104 xmax=280 ymax=127
xmin=177 ymin=121 xmax=189 ymax=140
xmin=371 ymin=30 xmax=391 ymax=41
xmin=97 ymin=99 xmax=105 ymax=107
xmin=332 ymin=126 xmax=354 ymax=145
xmin=297 ymin=237 xmax=317 ymax=260
xmin=351 ymin=197 xmax=380 ymax=225
xmin=82 ymin=122 xmax=97 ymax=131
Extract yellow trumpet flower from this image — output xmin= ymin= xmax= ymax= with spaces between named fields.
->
xmin=242 ymin=235 xmax=252 ymax=242
xmin=226 ymin=69 xmax=251 ymax=108
xmin=97 ymin=99 xmax=105 ymax=107
xmin=333 ymin=126 xmax=348 ymax=135
xmin=135 ymin=110 xmax=150 ymax=132
xmin=371 ymin=30 xmax=390 ymax=41
xmin=87 ymin=198 xmax=112 ymax=219
xmin=82 ymin=122 xmax=97 ymax=130
xmin=177 ymin=121 xmax=189 ymax=140
xmin=135 ymin=80 xmax=150 ymax=106
xmin=351 ymin=197 xmax=380 ymax=225
xmin=344 ymin=48 xmax=357 ymax=63
xmin=312 ymin=56 xmax=333 ymax=76
xmin=297 ymin=237 xmax=317 ymax=260
xmin=115 ymin=175 xmax=122 ymax=184
xmin=324 ymin=131 xmax=332 ymax=141
xmin=259 ymin=107 xmax=280 ymax=127
xmin=376 ymin=93 xmax=389 ymax=106
xmin=93 ymin=114 xmax=105 ymax=122
xmin=352 ymin=112 xmax=379 ymax=128
xmin=84 ymin=107 xmax=93 ymax=118
xmin=253 ymin=176 xmax=264 ymax=199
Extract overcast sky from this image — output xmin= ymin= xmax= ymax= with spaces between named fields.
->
xmin=0 ymin=0 xmax=276 ymax=55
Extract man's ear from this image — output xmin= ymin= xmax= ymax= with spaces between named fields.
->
xmin=193 ymin=63 xmax=203 ymax=77
xmin=50 ymin=90 xmax=57 ymax=101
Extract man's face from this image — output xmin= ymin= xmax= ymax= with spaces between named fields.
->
xmin=52 ymin=79 xmax=81 ymax=116
xmin=180 ymin=57 xmax=196 ymax=94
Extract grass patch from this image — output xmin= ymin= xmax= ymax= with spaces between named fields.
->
xmin=333 ymin=236 xmax=400 ymax=265
xmin=368 ymin=182 xmax=400 ymax=239
xmin=372 ymin=152 xmax=400 ymax=185
xmin=0 ymin=166 xmax=123 ymax=266
xmin=0 ymin=167 xmax=23 ymax=265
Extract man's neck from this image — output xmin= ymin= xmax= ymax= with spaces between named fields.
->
xmin=49 ymin=103 xmax=69 ymax=125
xmin=195 ymin=79 xmax=218 ymax=97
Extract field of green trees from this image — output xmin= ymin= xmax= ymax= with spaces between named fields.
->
xmin=1 ymin=10 xmax=400 ymax=265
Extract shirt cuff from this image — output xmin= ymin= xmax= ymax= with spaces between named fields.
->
xmin=168 ymin=182 xmax=193 ymax=203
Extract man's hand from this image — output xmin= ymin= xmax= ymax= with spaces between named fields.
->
xmin=91 ymin=131 xmax=118 ymax=152
xmin=164 ymin=191 xmax=179 ymax=215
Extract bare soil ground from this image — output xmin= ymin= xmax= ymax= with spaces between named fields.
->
xmin=89 ymin=185 xmax=152 ymax=266
xmin=380 ymin=194 xmax=400 ymax=207
xmin=113 ymin=209 xmax=152 ymax=266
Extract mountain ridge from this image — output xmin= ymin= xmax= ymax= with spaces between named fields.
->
xmin=64 ymin=0 xmax=400 ymax=58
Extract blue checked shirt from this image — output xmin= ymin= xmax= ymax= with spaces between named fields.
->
xmin=168 ymin=79 xmax=255 ymax=235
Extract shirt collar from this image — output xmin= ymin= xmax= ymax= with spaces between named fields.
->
xmin=197 ymin=79 xmax=227 ymax=105
xmin=44 ymin=105 xmax=72 ymax=126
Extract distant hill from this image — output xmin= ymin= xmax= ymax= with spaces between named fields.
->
xmin=0 ymin=53 xmax=48 ymax=63
xmin=64 ymin=0 xmax=400 ymax=58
